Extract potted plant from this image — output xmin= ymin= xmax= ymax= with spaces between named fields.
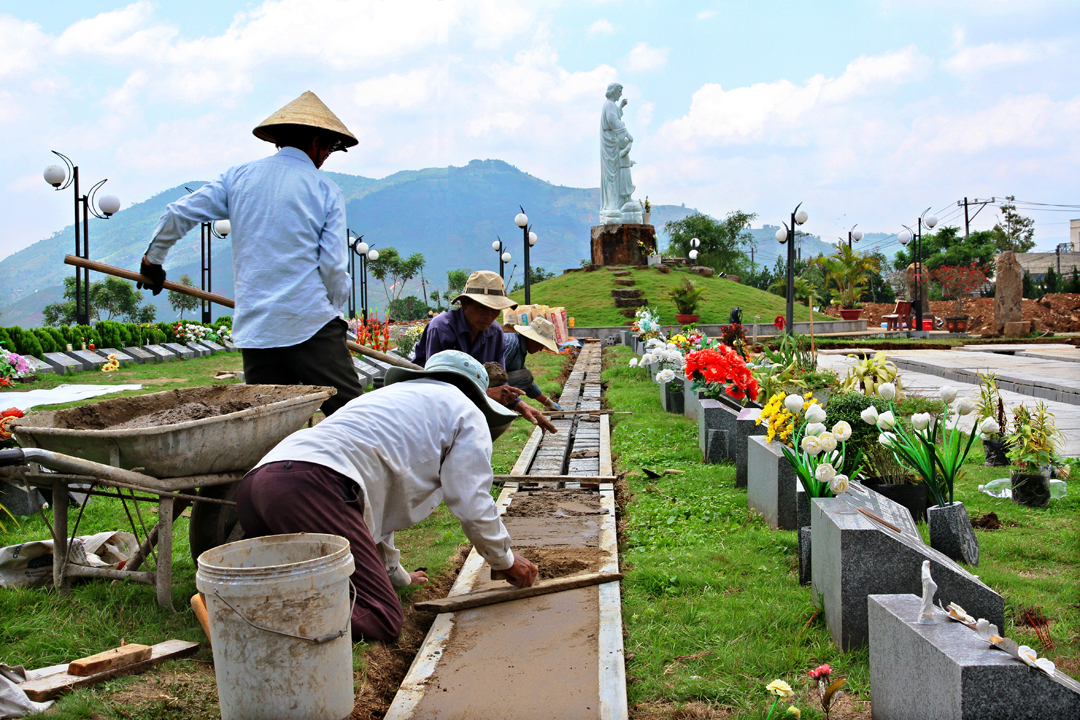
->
xmin=932 ymin=263 xmax=987 ymax=333
xmin=974 ymin=372 xmax=1010 ymax=466
xmin=641 ymin=196 xmax=652 ymax=225
xmin=815 ymin=243 xmax=879 ymax=321
xmin=632 ymin=337 xmax=685 ymax=414
xmin=667 ymin=276 xmax=706 ymax=324
xmin=1005 ymin=402 xmax=1065 ymax=507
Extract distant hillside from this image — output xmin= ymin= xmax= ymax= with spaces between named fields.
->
xmin=0 ymin=159 xmax=695 ymax=327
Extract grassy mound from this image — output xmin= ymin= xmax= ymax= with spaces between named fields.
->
xmin=509 ymin=266 xmax=831 ymax=327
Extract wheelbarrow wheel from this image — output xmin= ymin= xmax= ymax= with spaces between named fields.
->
xmin=188 ymin=481 xmax=243 ymax=564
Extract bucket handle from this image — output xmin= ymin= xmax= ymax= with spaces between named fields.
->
xmin=213 ymin=584 xmax=356 ymax=645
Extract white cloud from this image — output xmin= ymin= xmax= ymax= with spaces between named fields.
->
xmin=587 ymin=19 xmax=615 ymax=36
xmin=625 ymin=42 xmax=668 ymax=72
xmin=697 ymin=9 xmax=717 ymax=20
xmin=943 ymin=40 xmax=1062 ymax=76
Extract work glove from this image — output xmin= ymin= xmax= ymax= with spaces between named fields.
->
xmin=137 ymin=257 xmax=166 ymax=295
xmin=547 ymin=400 xmax=564 ymax=412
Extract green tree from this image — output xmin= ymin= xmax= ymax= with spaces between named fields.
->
xmin=510 ymin=266 xmax=555 ymax=293
xmin=1068 ymin=266 xmax=1080 ymax=294
xmin=893 ymin=227 xmax=997 ymax=276
xmin=368 ymin=248 xmax=425 ymax=304
xmin=441 ymin=268 xmax=470 ymax=305
xmin=664 ymin=210 xmax=757 ymax=275
xmin=168 ymin=274 xmax=200 ymax=320
xmin=387 ymin=295 xmax=430 ymax=321
xmin=992 ymin=196 xmax=1036 ymax=253
xmin=1042 ymin=266 xmax=1060 ymax=295
xmin=815 ymin=243 xmax=880 ymax=308
xmin=43 ymin=275 xmax=155 ymax=326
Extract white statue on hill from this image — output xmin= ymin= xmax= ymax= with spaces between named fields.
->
xmin=600 ymin=83 xmax=642 ymax=225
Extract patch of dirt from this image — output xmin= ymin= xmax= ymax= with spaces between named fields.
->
xmin=1017 ymin=606 xmax=1053 ymax=627
xmin=350 ymin=545 xmax=470 ymax=720
xmin=514 ymin=546 xmax=607 ymax=579
xmin=503 ymin=489 xmax=602 ymax=517
xmin=826 ymin=293 xmax=1080 ymax=334
xmin=971 ymin=512 xmax=1003 ymax=530
xmin=111 ymin=400 xmax=254 ymax=428
xmin=630 ymin=701 xmax=737 ymax=719
xmin=105 ymin=661 xmax=220 ymax=718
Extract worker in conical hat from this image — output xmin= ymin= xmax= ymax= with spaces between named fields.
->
xmin=139 ymin=91 xmax=363 ymax=415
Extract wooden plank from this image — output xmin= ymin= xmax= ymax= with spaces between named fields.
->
xmin=599 ymin=414 xmax=613 ymax=478
xmin=68 ymin=644 xmax=152 ymax=677
xmin=509 ymin=425 xmax=545 ymax=475
xmin=494 ymin=474 xmax=617 ymax=482
xmin=414 ymin=572 xmax=624 ymax=614
xmin=21 ymin=640 xmax=200 ymax=701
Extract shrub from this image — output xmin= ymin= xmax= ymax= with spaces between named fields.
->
xmin=825 ymin=391 xmax=889 ymax=456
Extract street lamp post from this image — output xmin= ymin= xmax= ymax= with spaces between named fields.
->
xmin=898 ymin=208 xmax=937 ymax=335
xmin=775 ymin=203 xmax=808 ymax=334
xmin=492 ymin=237 xmax=511 ymax=281
xmin=200 ymin=219 xmax=230 ymax=323
xmin=847 ymin=224 xmax=863 ymax=251
xmin=43 ymin=151 xmax=120 ymax=326
xmin=349 ymin=234 xmax=379 ymax=324
xmin=515 ymin=207 xmax=537 ymax=304
xmin=689 ymin=237 xmax=700 ymax=263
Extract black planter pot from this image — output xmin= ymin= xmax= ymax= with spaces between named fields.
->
xmin=661 ymin=381 xmax=685 ymax=414
xmin=862 ymin=479 xmax=929 ymax=523
xmin=1010 ymin=470 xmax=1050 ymax=507
xmin=982 ymin=438 xmax=1010 ymax=467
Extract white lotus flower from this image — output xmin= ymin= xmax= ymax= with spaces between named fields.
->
xmin=879 ymin=432 xmax=897 ymax=448
xmin=979 ymin=417 xmax=1001 ymax=435
xmin=860 ymin=406 xmax=879 ymax=425
xmin=818 ymin=432 xmax=838 ymax=453
xmin=784 ymin=394 xmax=805 ymax=415
xmin=815 ymin=463 xmax=836 ymax=482
xmin=629 ymin=358 xmax=639 ymax=367
xmin=1035 ymin=657 xmax=1056 ymax=675
xmin=801 ymin=436 xmax=823 ymax=456
xmin=911 ymin=413 xmax=932 ymax=432
xmin=830 ymin=474 xmax=850 ymax=494
xmin=877 ymin=411 xmax=896 ymax=430
xmin=832 ymin=421 xmax=852 ymax=441
xmin=1018 ymin=645 xmax=1039 ymax=667
xmin=878 ymin=382 xmax=897 ymax=401
xmin=975 ymin=619 xmax=1000 ymax=642
xmin=805 ymin=422 xmax=826 ymax=437
xmin=939 ymin=386 xmax=957 ymax=403
xmin=805 ymin=404 xmax=827 ymax=424
xmin=956 ymin=398 xmax=976 ymax=416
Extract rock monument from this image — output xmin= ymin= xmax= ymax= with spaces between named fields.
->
xmin=993 ymin=251 xmax=1023 ymax=334
xmin=591 ymin=82 xmax=656 ymax=266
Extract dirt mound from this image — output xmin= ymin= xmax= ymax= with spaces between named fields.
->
xmin=514 ymin=546 xmax=607 ymax=579
xmin=827 ymin=294 xmax=1080 ymax=334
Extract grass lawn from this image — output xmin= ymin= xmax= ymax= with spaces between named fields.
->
xmin=509 ymin=266 xmax=831 ymax=328
xmin=0 ymin=349 xmax=567 ymax=718
xmin=604 ymin=345 xmax=1079 ymax=719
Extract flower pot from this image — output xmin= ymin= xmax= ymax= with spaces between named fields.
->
xmin=861 ymin=479 xmax=929 ymax=523
xmin=660 ymin=377 xmax=685 ymax=414
xmin=675 ymin=314 xmax=700 ymax=325
xmin=982 ymin=437 xmax=1010 ymax=467
xmin=642 ymin=211 xmax=651 ymax=225
xmin=945 ymin=316 xmax=969 ymax=333
xmin=1010 ymin=469 xmax=1050 ymax=507
xmin=838 ymin=308 xmax=863 ymax=320
xmin=927 ymin=501 xmax=979 ymax=566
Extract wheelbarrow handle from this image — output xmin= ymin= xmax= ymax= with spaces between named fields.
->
xmin=0 ymin=448 xmax=26 ymax=466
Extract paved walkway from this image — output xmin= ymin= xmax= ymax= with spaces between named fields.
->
xmin=817 ymin=347 xmax=1080 ymax=457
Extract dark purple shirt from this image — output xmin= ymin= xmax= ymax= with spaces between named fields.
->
xmin=413 ymin=307 xmax=506 ymax=368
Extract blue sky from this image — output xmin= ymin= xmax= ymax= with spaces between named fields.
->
xmin=2 ymin=0 xmax=1078 ymax=263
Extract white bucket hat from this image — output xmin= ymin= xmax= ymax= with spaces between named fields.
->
xmin=253 ymin=91 xmax=359 ymax=149
xmin=513 ymin=316 xmax=560 ymax=353
xmin=451 ymin=271 xmax=519 ymax=311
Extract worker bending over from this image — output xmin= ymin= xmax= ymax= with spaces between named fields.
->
xmin=503 ymin=316 xmax=564 ymax=411
xmin=237 ymin=350 xmax=540 ymax=642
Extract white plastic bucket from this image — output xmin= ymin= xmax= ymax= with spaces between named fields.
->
xmin=196 ymin=533 xmax=355 ymax=720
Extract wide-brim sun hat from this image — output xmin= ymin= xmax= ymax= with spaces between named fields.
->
xmin=384 ymin=350 xmax=518 ymax=439
xmin=451 ymin=270 xmax=518 ymax=311
xmin=253 ymin=91 xmax=359 ymax=149
xmin=513 ymin=316 xmax=560 ymax=353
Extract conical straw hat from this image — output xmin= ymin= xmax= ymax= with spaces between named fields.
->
xmin=253 ymin=91 xmax=358 ymax=148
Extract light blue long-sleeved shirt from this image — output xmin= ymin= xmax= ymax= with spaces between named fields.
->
xmin=145 ymin=147 xmax=350 ymax=349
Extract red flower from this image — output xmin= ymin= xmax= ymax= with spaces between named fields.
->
xmin=89 ymin=343 xmax=96 ymax=350
xmin=809 ymin=664 xmax=831 ymax=680
xmin=774 ymin=315 xmax=786 ymax=330
xmin=1 ymin=407 xmax=23 ymax=418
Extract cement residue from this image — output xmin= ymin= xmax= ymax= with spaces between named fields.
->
xmin=514 ymin=546 xmax=606 ymax=580
xmin=21 ymin=385 xmax=327 ymax=430
xmin=504 ymin=489 xmax=601 ymax=518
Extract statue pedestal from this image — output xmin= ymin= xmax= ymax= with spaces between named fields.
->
xmin=591 ymin=224 xmax=657 ymax=267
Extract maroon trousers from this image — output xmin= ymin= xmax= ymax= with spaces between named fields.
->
xmin=237 ymin=461 xmax=405 ymax=643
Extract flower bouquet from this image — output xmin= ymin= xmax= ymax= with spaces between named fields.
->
xmin=0 ymin=347 xmax=31 ymax=386
xmin=774 ymin=392 xmax=858 ymax=498
xmin=631 ymin=306 xmax=663 ymax=341
xmin=683 ymin=344 xmax=759 ymax=404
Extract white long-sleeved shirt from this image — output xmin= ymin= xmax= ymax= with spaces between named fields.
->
xmin=145 ymin=147 xmax=350 ymax=349
xmin=254 ymin=379 xmax=514 ymax=587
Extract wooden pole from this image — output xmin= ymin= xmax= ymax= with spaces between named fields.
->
xmin=413 ymin=572 xmax=623 ymax=613
xmin=64 ymin=255 xmax=422 ymax=370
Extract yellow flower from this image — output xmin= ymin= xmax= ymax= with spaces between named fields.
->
xmin=803 ymin=391 xmax=813 ymax=399
xmin=767 ymin=679 xmax=794 ymax=698
xmin=786 ymin=706 xmax=801 ymax=718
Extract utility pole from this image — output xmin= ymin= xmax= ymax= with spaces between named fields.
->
xmin=957 ymin=197 xmax=996 ymax=237
xmin=962 ymin=197 xmax=969 ymax=237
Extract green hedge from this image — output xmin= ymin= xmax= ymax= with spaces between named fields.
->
xmin=0 ymin=321 xmax=193 ymax=356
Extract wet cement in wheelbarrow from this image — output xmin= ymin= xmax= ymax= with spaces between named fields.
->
xmin=30 ymin=385 xmax=327 ymax=430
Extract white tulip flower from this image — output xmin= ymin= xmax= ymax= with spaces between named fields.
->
xmin=628 ymin=358 xmax=639 ymax=368
xmin=939 ymin=386 xmax=957 ymax=404
xmin=877 ymin=411 xmax=896 ymax=430
xmin=879 ymin=432 xmax=897 ymax=448
xmin=956 ymin=398 xmax=976 ymax=416
xmin=832 ymin=421 xmax=852 ymax=441
xmin=805 ymin=422 xmax=827 ymax=437
xmin=818 ymin=432 xmax=838 ymax=453
xmin=979 ymin=417 xmax=1001 ymax=435
xmin=878 ymin=382 xmax=897 ymax=401
xmin=815 ymin=463 xmax=836 ymax=482
xmin=801 ymin=436 xmax=823 ymax=456
xmin=860 ymin=406 xmax=879 ymax=425
xmin=911 ymin=413 xmax=932 ymax=432
xmin=830 ymin=474 xmax=850 ymax=495
xmin=667 ymin=342 xmax=678 ymax=350
xmin=805 ymin=404 xmax=827 ymax=424
xmin=784 ymin=394 xmax=805 ymax=415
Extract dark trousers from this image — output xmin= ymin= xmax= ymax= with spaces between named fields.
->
xmin=507 ymin=368 xmax=541 ymax=399
xmin=237 ymin=461 xmax=405 ymax=643
xmin=241 ymin=318 xmax=362 ymax=416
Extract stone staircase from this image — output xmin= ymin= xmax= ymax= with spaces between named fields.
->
xmin=607 ymin=266 xmax=648 ymax=319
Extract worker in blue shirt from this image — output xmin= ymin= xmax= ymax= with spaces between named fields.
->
xmin=138 ymin=91 xmax=362 ymax=415
xmin=503 ymin=316 xmax=564 ymax=411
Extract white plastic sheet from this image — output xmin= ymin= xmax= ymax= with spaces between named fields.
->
xmin=0 ymin=384 xmax=142 ymax=412
xmin=0 ymin=531 xmax=138 ymax=589
xmin=0 ymin=665 xmax=52 ymax=717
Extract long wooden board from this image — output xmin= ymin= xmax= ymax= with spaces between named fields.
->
xmin=414 ymin=572 xmax=623 ymax=614
xmin=68 ymin=644 xmax=152 ymax=677
xmin=20 ymin=640 xmax=200 ymax=701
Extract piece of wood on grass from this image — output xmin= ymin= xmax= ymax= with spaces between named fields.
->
xmin=417 ymin=572 xmax=623 ymax=614
xmin=67 ymin=643 xmax=152 ymax=676
xmin=21 ymin=640 xmax=199 ymax=701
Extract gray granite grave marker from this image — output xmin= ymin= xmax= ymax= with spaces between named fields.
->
xmin=746 ymin=435 xmax=800 ymax=530
xmin=184 ymin=342 xmax=208 ymax=358
xmin=95 ymin=349 xmax=134 ymax=366
xmin=735 ymin=407 xmax=764 ymax=488
xmin=21 ymin=356 xmax=54 ymax=375
xmin=41 ymin=352 xmax=83 ymax=374
xmin=144 ymin=345 xmax=179 ymax=362
xmin=63 ymin=350 xmax=107 ymax=371
xmin=122 ymin=347 xmax=155 ymax=364
xmin=163 ymin=343 xmax=195 ymax=360
xmin=200 ymin=340 xmax=225 ymax=354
